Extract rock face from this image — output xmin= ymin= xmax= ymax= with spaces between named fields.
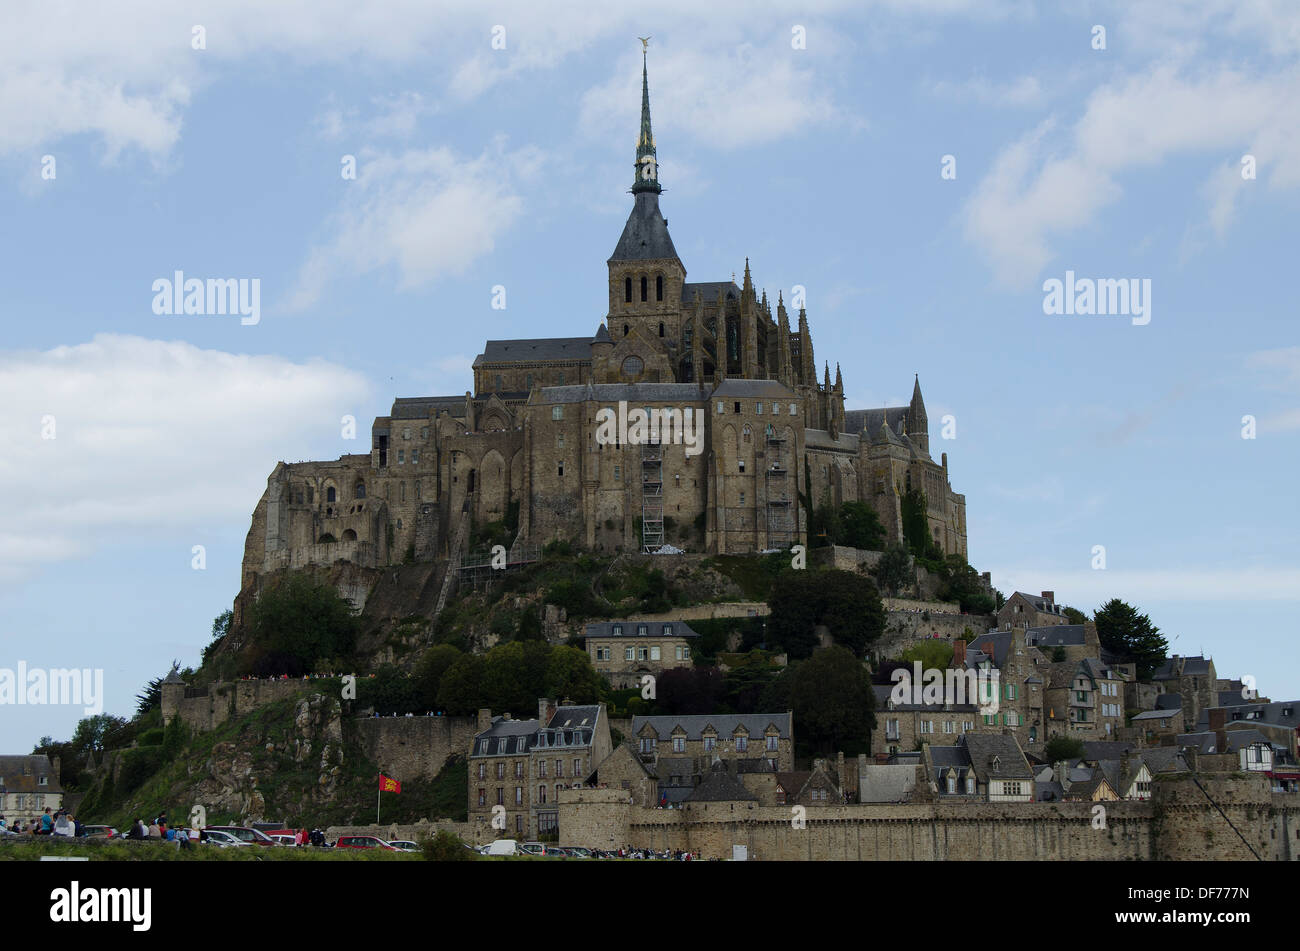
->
xmin=183 ymin=693 xmax=346 ymax=823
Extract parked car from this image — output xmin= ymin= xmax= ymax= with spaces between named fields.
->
xmin=483 ymin=839 xmax=518 ymax=856
xmin=205 ymin=826 xmax=279 ymax=847
xmin=200 ymin=829 xmax=250 ymax=847
xmin=79 ymin=825 xmax=119 ymax=839
xmin=334 ymin=835 xmax=398 ymax=851
xmin=267 ymin=834 xmax=298 ymax=847
xmin=564 ymin=847 xmax=592 ymax=859
xmin=387 ymin=840 xmax=419 ymax=852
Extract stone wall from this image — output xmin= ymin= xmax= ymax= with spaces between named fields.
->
xmin=324 ymin=819 xmax=473 ymax=845
xmin=163 ymin=679 xmax=315 ymax=732
xmin=557 ymin=773 xmax=1300 ymax=861
xmin=351 ymin=716 xmax=478 ymax=782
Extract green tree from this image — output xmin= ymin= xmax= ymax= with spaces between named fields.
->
xmin=768 ymin=569 xmax=886 ymax=659
xmin=544 ymin=646 xmax=605 ymax=704
xmin=840 ymin=501 xmax=886 ymax=550
xmin=873 ymin=543 xmax=913 ymax=596
xmin=422 ymin=828 xmax=477 ymax=861
xmin=900 ymin=487 xmax=941 ymax=560
xmin=361 ymin=664 xmax=421 ymax=715
xmin=1044 ymin=734 xmax=1085 ymax=762
xmin=788 ymin=646 xmax=875 ymax=756
xmin=481 ymin=641 xmax=551 ymax=715
xmin=900 ymin=640 xmax=954 ymax=671
xmin=1062 ymin=606 xmax=1087 ymax=625
xmin=436 ymin=654 xmax=487 ymax=715
xmin=242 ymin=573 xmax=359 ymax=675
xmin=516 ymin=605 xmax=543 ymax=641
xmin=413 ymin=644 xmax=463 ymax=711
xmin=1093 ymin=599 xmax=1169 ymax=680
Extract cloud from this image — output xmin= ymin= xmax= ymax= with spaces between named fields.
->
xmin=964 ymin=64 xmax=1300 ymax=286
xmin=0 ymin=334 xmax=372 ymax=583
xmin=313 ymin=91 xmax=438 ymax=142
xmin=286 ymin=141 xmax=542 ymax=310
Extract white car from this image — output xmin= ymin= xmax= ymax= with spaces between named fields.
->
xmin=483 ymin=839 xmax=518 ymax=856
xmin=387 ymin=840 xmax=419 ymax=852
xmin=200 ymin=829 xmax=250 ymax=847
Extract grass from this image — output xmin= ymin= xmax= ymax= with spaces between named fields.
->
xmin=0 ymin=838 xmax=420 ymax=861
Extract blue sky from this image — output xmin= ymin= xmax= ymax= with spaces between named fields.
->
xmin=2 ymin=1 xmax=1297 ymax=750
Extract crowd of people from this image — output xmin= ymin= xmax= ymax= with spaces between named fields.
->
xmin=0 ymin=807 xmax=79 ymax=837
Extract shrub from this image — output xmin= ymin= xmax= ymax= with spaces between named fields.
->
xmin=422 ymin=829 xmax=477 ymax=862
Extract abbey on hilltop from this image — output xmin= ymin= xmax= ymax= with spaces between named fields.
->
xmin=240 ymin=48 xmax=966 ymax=590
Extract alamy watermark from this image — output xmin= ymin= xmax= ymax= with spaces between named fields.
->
xmin=890 ymin=662 xmax=1000 ymax=714
xmin=593 ymin=401 xmax=702 ymax=457
xmin=1042 ymin=270 xmax=1150 ymax=326
xmin=0 ymin=662 xmax=104 ymax=714
xmin=152 ymin=271 xmax=260 ymax=325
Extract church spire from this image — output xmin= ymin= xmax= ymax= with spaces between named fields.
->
xmin=632 ymin=39 xmax=661 ymax=195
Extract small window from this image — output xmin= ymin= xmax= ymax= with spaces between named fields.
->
xmin=738 ymin=461 xmax=745 ymax=473
xmin=397 ymin=450 xmax=405 ymax=464
xmin=717 ymin=401 xmax=725 ymax=414
xmin=641 ymin=275 xmax=647 ymax=301
xmin=625 ymin=277 xmax=632 ymax=302
xmin=556 ymin=433 xmax=565 ymax=448
xmin=552 ymin=405 xmax=563 ymax=420
xmin=756 ymin=402 xmax=763 ymax=415
xmin=734 ymin=402 xmax=741 ymax=414
xmin=614 ymin=465 xmax=621 ymax=481
xmin=658 ymin=321 xmax=665 ymax=337
xmin=623 ymin=324 xmax=629 ymax=336
xmin=557 ymin=462 xmax=564 ymax=477
xmin=656 ymin=275 xmax=663 ymax=301
xmin=789 ymin=403 xmax=796 ymax=415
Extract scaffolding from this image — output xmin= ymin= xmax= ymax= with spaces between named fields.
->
xmin=765 ymin=427 xmax=794 ymax=549
xmin=641 ymin=439 xmax=664 ymax=552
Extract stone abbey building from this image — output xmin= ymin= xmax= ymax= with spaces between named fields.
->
xmin=240 ymin=51 xmax=966 ymax=589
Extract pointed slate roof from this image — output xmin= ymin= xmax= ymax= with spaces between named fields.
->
xmin=684 ymin=761 xmax=758 ymax=802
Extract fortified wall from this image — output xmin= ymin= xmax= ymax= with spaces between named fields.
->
xmin=557 ymin=774 xmax=1300 ymax=861
xmin=352 ymin=716 xmax=478 ymax=781
xmin=161 ymin=679 xmax=311 ymax=733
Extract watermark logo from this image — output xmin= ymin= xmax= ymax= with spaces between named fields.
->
xmin=791 ymin=805 xmax=806 ymax=829
xmin=790 ymin=544 xmax=806 ymax=569
xmin=791 ymin=25 xmax=806 ymax=50
xmin=491 ymin=545 xmax=506 ymax=569
xmin=341 ymin=675 xmax=356 ymax=700
xmin=491 ymin=284 xmax=507 ymax=310
xmin=1091 ymin=25 xmax=1106 ymax=50
xmin=1042 ymin=271 xmax=1150 ymax=326
xmin=1241 ymin=415 xmax=1256 ymax=439
xmin=890 ymin=662 xmax=999 ymax=715
xmin=640 ymin=675 xmax=656 ymax=700
xmin=151 ymin=272 xmax=261 ymax=325
xmin=0 ymin=662 xmax=103 ymax=715
xmin=1091 ymin=804 xmax=1107 ymax=829
xmin=491 ymin=805 xmax=506 ymax=830
xmin=594 ymin=401 xmax=702 ymax=457
xmin=941 ymin=154 xmax=956 ymax=180
xmin=50 ymin=882 xmax=151 ymax=931
xmin=1091 ymin=544 xmax=1107 ymax=570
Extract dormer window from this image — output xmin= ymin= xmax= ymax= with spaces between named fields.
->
xmin=637 ymin=624 xmax=647 ymax=635
xmin=663 ymin=624 xmax=673 ymax=636
xmin=612 ymin=624 xmax=622 ymax=636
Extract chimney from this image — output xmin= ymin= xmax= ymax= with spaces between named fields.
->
xmin=1041 ymin=591 xmax=1054 ymax=603
xmin=539 ymin=697 xmax=555 ymax=726
xmin=1053 ymin=760 xmax=1071 ymax=791
xmin=837 ymin=751 xmax=845 ymax=784
xmin=953 ymin=639 xmax=967 ymax=667
xmin=476 ymin=708 xmax=492 ymax=734
xmin=1208 ymin=708 xmax=1226 ymax=733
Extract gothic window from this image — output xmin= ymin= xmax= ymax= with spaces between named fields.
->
xmin=621 ymin=355 xmax=643 ymax=378
xmin=307 ymin=486 xmax=314 ymax=503
xmin=625 ymin=277 xmax=632 ymax=302
xmin=656 ymin=275 xmax=663 ymax=301
xmin=623 ymin=324 xmax=629 ymax=336
xmin=658 ymin=322 xmax=665 ymax=337
xmin=743 ymin=425 xmax=751 ymax=444
xmin=342 ymin=529 xmax=357 ymax=541
xmin=400 ymin=483 xmax=406 ymax=501
xmin=326 ymin=486 xmax=336 ymax=503
xmin=640 ymin=275 xmax=647 ymax=302
xmin=354 ymin=482 xmax=365 ymax=499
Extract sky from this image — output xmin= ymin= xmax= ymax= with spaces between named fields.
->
xmin=1 ymin=0 xmax=1297 ymax=751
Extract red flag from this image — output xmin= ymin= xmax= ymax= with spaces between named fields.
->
xmin=379 ymin=774 xmax=401 ymax=794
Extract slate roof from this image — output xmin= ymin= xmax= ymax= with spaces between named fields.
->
xmin=537 ymin=382 xmax=703 ymax=404
xmin=1024 ymin=625 xmax=1087 ymax=647
xmin=1152 ymin=655 xmax=1213 ymax=681
xmin=858 ymin=765 xmax=918 ymax=803
xmin=843 ymin=407 xmax=908 ymax=437
xmin=1081 ymin=740 xmax=1139 ymax=761
xmin=775 ymin=771 xmax=812 ymax=798
xmin=585 ymin=620 xmax=699 ymax=639
xmin=470 ymin=704 xmax=601 ymax=756
xmin=682 ymin=281 xmax=740 ymax=308
xmin=390 ymin=396 xmax=468 ymax=419
xmin=684 ymin=762 xmax=758 ymax=802
xmin=474 ymin=337 xmax=594 ymax=366
xmin=1177 ymin=732 xmax=1217 ymax=753
xmin=632 ymin=713 xmax=791 ymax=741
xmin=0 ymin=755 xmax=61 ymax=795
xmin=963 ymin=734 xmax=1034 ymax=782
xmin=803 ymin=429 xmax=860 ymax=452
xmin=1133 ymin=709 xmax=1179 ymax=722
xmin=609 ymin=192 xmax=679 ymax=262
xmin=1064 ymin=776 xmax=1111 ymax=800
xmin=712 ymin=379 xmax=797 ymax=399
xmin=1155 ymin=693 xmax=1183 ymax=711
xmin=968 ymin=631 xmax=1014 ymax=668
